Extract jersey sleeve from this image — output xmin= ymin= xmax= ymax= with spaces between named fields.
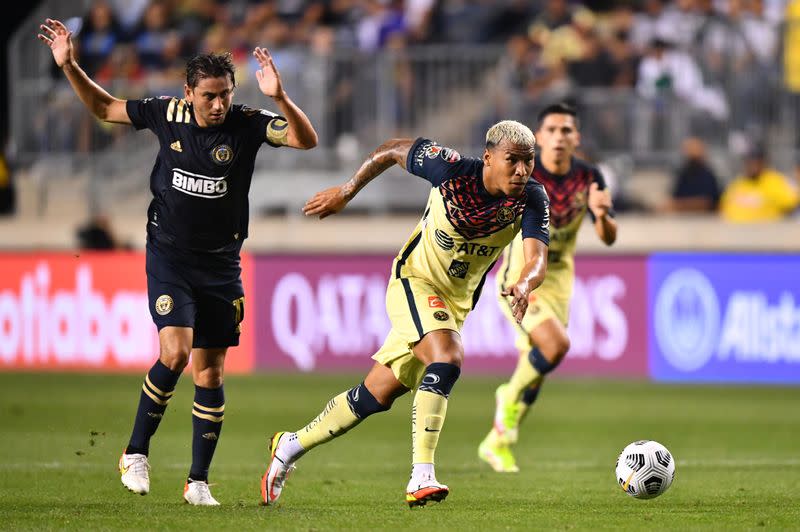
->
xmin=587 ymin=165 xmax=616 ymax=222
xmin=240 ymin=106 xmax=289 ymax=147
xmin=405 ymin=137 xmax=475 ymax=186
xmin=126 ymin=97 xmax=170 ymax=133
xmin=521 ymin=183 xmax=550 ymax=245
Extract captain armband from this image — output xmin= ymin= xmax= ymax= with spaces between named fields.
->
xmin=266 ymin=118 xmax=289 ymax=145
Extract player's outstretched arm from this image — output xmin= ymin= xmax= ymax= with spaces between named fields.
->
xmin=502 ymin=238 xmax=548 ymax=323
xmin=37 ymin=18 xmax=130 ymax=124
xmin=588 ymin=182 xmax=617 ymax=245
xmin=253 ymin=47 xmax=317 ymax=149
xmin=303 ymin=138 xmax=414 ymax=219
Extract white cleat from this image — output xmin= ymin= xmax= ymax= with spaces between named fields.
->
xmin=183 ymin=480 xmax=220 ymax=506
xmin=261 ymin=431 xmax=296 ymax=505
xmin=119 ymin=453 xmax=150 ymax=495
xmin=406 ymin=478 xmax=450 ymax=508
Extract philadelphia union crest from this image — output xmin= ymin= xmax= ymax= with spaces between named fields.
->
xmin=211 ymin=144 xmax=233 ymax=165
xmin=155 ymin=295 xmax=174 ymax=315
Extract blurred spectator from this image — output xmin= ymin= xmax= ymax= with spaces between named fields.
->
xmin=76 ymin=214 xmax=124 ymax=250
xmin=719 ymin=146 xmax=800 ymax=222
xmin=77 ymin=0 xmax=123 ymax=77
xmin=108 ymin=0 xmax=149 ymax=35
xmin=0 ymin=148 xmax=15 ymax=216
xmin=634 ymin=37 xmax=728 ymax=152
xmin=659 ymin=137 xmax=721 ymax=213
xmin=695 ymin=0 xmax=778 ymax=149
xmin=356 ymin=0 xmax=406 ymax=51
xmin=785 ymin=0 xmax=800 ymax=175
xmin=132 ymin=1 xmax=176 ymax=71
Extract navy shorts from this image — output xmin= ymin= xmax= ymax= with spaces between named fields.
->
xmin=146 ymin=239 xmax=244 ymax=348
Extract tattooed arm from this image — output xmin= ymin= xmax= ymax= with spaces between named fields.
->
xmin=303 ymin=138 xmax=414 ymax=219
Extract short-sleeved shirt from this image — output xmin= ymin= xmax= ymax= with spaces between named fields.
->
xmin=127 ymin=97 xmax=288 ymax=253
xmin=395 ymin=137 xmax=550 ymax=314
xmin=498 ymin=156 xmax=611 ymax=295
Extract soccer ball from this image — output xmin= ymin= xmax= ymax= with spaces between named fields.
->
xmin=615 ymin=440 xmax=675 ymax=499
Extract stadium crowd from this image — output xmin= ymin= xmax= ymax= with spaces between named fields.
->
xmin=31 ymin=0 xmax=800 ymax=221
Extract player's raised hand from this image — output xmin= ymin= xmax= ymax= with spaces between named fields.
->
xmin=37 ymin=19 xmax=75 ymax=68
xmin=253 ymin=47 xmax=284 ymax=99
xmin=588 ymin=181 xmax=612 ymax=217
xmin=303 ymin=186 xmax=349 ymax=219
xmin=501 ymin=282 xmax=530 ymax=323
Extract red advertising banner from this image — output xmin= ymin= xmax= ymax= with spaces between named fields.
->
xmin=0 ymin=253 xmax=255 ymax=373
xmin=254 ymin=255 xmax=648 ymax=377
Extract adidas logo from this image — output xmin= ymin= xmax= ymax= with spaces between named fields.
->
xmin=170 ymin=140 xmax=182 ymax=152
xmin=202 ymin=432 xmax=218 ymax=441
xmin=147 ymin=412 xmax=163 ymax=419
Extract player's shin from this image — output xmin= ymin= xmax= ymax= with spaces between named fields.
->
xmin=127 ymin=360 xmax=180 ymax=455
xmin=189 ymin=385 xmax=225 ymax=482
xmin=410 ymin=363 xmax=460 ymax=486
xmin=291 ymin=382 xmax=388 ymax=462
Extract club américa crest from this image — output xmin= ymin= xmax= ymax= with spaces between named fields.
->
xmin=496 ymin=206 xmax=515 ymax=224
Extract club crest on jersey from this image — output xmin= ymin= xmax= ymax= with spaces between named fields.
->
xmin=433 ymin=311 xmax=450 ymax=321
xmin=211 ymin=144 xmax=233 ymax=165
xmin=496 ymin=206 xmax=515 ymax=224
xmin=155 ymin=295 xmax=174 ymax=315
xmin=440 ymin=147 xmax=461 ymax=163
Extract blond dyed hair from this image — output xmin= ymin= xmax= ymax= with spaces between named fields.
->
xmin=485 ymin=120 xmax=536 ymax=149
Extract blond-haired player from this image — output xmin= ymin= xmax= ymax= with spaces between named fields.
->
xmin=478 ymin=103 xmax=617 ymax=473
xmin=261 ymin=121 xmax=550 ymax=507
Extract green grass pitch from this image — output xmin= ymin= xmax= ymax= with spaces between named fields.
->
xmin=1 ymin=372 xmax=798 ymax=530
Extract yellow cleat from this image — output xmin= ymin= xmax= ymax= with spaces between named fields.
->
xmin=478 ymin=432 xmax=520 ymax=473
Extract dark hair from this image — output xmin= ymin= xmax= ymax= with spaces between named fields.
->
xmin=185 ymin=53 xmax=236 ymax=89
xmin=537 ymin=102 xmax=579 ymax=129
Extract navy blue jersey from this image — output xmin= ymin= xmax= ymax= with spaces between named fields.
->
xmin=127 ymin=97 xmax=287 ymax=252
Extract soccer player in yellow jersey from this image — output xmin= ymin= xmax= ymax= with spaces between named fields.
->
xmin=478 ymin=103 xmax=617 ymax=473
xmin=261 ymin=121 xmax=551 ymax=507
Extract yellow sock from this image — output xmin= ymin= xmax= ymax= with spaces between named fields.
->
xmin=504 ymin=355 xmax=542 ymax=404
xmin=297 ymin=391 xmax=360 ymax=451
xmin=412 ymin=390 xmax=448 ymax=464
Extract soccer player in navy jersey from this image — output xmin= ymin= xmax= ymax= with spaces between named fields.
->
xmin=261 ymin=121 xmax=550 ymax=508
xmin=38 ymin=18 xmax=318 ymax=505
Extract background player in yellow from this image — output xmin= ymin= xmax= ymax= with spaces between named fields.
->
xmin=478 ymin=103 xmax=617 ymax=473
xmin=261 ymin=121 xmax=550 ymax=508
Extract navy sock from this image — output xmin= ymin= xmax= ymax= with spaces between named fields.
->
xmin=346 ymin=382 xmax=389 ymax=419
xmin=127 ymin=360 xmax=180 ymax=456
xmin=189 ymin=385 xmax=225 ymax=482
xmin=418 ymin=362 xmax=461 ymax=398
xmin=522 ymin=385 xmax=541 ymax=406
xmin=528 ymin=347 xmax=560 ymax=375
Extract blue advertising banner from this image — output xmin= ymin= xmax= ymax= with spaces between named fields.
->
xmin=649 ymin=254 xmax=800 ymax=384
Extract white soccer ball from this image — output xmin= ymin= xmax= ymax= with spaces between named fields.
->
xmin=615 ymin=440 xmax=676 ymax=499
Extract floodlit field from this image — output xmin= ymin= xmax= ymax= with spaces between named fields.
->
xmin=1 ymin=372 xmax=798 ymax=530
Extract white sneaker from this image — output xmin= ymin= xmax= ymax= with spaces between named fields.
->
xmin=119 ymin=453 xmax=150 ymax=495
xmin=260 ymin=432 xmax=296 ymax=505
xmin=183 ymin=480 xmax=220 ymax=506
